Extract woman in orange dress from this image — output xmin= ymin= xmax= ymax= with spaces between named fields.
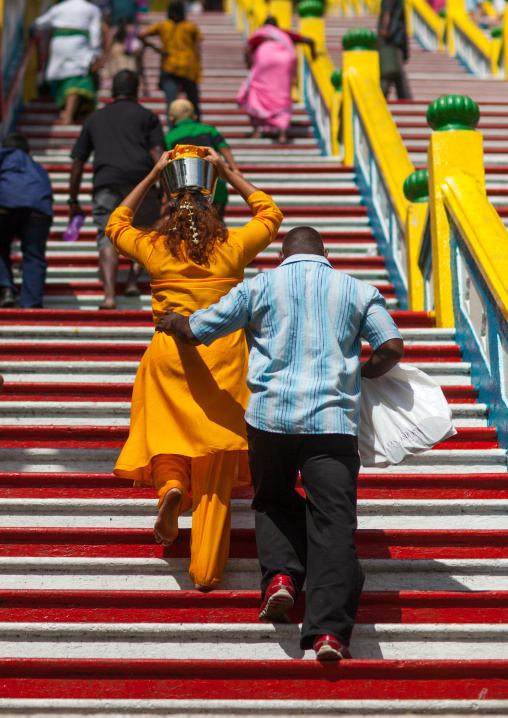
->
xmin=105 ymin=147 xmax=283 ymax=590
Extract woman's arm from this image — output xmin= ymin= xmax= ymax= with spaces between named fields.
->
xmin=204 ymin=147 xmax=258 ymax=202
xmin=204 ymin=148 xmax=283 ymax=262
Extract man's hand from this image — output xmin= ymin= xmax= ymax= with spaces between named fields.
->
xmin=69 ymin=202 xmax=83 ymax=219
xmin=156 ymin=310 xmax=201 ymax=345
xmin=361 ymin=338 xmax=404 ymax=379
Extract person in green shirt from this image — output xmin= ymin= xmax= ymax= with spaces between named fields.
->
xmin=164 ymin=99 xmax=242 ymax=220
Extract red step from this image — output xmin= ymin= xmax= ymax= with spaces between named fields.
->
xmin=1 ymin=528 xmax=506 ymax=559
xmin=1 ymin=472 xmax=507 ymax=500
xmin=0 ymin=426 xmax=496 ymax=449
xmin=0 ymin=382 xmax=475 ymax=403
xmin=0 ymin=309 xmax=432 ymax=327
xmin=1 ymin=659 xmax=507 ymax=700
xmin=0 ymin=343 xmax=459 ymax=362
xmin=0 ymin=590 xmax=506 ymax=624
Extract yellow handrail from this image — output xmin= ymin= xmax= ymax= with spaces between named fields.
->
xmin=442 ymin=173 xmax=508 ymax=324
xmin=344 ymin=67 xmax=413 ymax=223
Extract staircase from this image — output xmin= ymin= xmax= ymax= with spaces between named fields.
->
xmin=327 ymin=15 xmax=508 ymax=217
xmin=1 ymin=9 xmax=507 ymax=715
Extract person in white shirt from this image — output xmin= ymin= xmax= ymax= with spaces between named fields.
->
xmin=32 ymin=0 xmax=103 ymax=124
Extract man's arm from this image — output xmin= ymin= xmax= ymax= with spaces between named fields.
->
xmin=157 ymin=282 xmax=250 ymax=346
xmin=156 ymin=312 xmax=201 ymax=344
xmin=359 ymin=290 xmax=404 ymax=378
xmin=361 ymin=338 xmax=404 ymax=379
xmin=69 ymin=158 xmax=85 ymax=218
xmin=150 ymin=145 xmax=165 ymax=165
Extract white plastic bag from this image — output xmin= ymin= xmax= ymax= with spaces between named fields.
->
xmin=359 ymin=364 xmax=457 ymax=468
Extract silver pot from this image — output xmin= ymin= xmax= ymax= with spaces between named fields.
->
xmin=161 ymin=156 xmax=218 ymax=199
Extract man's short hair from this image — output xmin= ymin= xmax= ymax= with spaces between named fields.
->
xmin=169 ymin=98 xmax=195 ymax=123
xmin=112 ymin=69 xmax=139 ymax=98
xmin=282 ymin=226 xmax=325 ymax=255
xmin=2 ymin=132 xmax=30 ymax=154
xmin=168 ymin=1 xmax=185 ymax=21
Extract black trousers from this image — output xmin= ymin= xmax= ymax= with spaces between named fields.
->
xmin=247 ymin=423 xmax=364 ymax=650
xmin=0 ymin=208 xmax=51 ymax=308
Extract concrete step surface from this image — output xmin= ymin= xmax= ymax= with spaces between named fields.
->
xmin=3 ymin=7 xmax=507 ymax=712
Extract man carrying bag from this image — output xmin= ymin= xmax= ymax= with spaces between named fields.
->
xmin=156 ymin=225 xmax=404 ymax=661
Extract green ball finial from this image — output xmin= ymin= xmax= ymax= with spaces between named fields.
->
xmin=403 ymin=170 xmax=429 ymax=204
xmin=439 ymin=7 xmax=446 ymax=17
xmin=342 ymin=28 xmax=378 ymax=51
xmin=297 ymin=0 xmax=325 ymax=18
xmin=330 ymin=69 xmax=342 ymax=90
xmin=491 ymin=25 xmax=503 ymax=38
xmin=426 ymin=95 xmax=480 ymax=132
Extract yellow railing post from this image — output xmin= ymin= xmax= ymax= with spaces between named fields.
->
xmin=427 ymin=95 xmax=483 ymax=328
xmin=269 ymin=0 xmax=292 ymax=29
xmin=297 ymin=0 xmax=327 ymax=54
xmin=341 ymin=29 xmax=379 ymax=166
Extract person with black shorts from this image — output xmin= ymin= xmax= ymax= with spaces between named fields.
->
xmin=70 ymin=69 xmax=165 ymax=309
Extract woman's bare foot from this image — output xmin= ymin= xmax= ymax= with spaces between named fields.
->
xmin=278 ymin=130 xmax=288 ymax=144
xmin=251 ymin=127 xmax=262 ymax=139
xmin=195 ymin=583 xmax=215 ymax=592
xmin=154 ymin=487 xmax=183 ymax=546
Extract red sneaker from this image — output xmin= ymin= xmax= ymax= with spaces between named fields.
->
xmin=313 ymin=635 xmax=351 ymax=661
xmin=258 ymin=574 xmax=295 ymax=623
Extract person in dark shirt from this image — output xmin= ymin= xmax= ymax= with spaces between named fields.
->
xmin=164 ymin=98 xmax=242 ymax=220
xmin=70 ymin=69 xmax=165 ymax=309
xmin=0 ymin=133 xmax=53 ymax=308
xmin=377 ymin=0 xmax=412 ymax=100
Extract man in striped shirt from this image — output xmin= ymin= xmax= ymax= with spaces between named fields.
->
xmin=157 ymin=225 xmax=404 ymax=661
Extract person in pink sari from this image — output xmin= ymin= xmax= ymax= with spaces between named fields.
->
xmin=237 ymin=17 xmax=315 ymax=145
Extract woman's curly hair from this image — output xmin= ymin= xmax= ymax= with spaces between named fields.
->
xmin=149 ymin=191 xmax=229 ymax=266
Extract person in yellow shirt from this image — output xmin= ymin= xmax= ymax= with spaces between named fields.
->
xmin=138 ymin=1 xmax=202 ymax=121
xmin=105 ymin=146 xmax=283 ymax=590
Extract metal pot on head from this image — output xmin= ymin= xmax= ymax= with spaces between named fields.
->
xmin=161 ymin=154 xmax=218 ymax=200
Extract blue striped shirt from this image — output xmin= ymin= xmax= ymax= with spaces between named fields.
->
xmin=189 ymin=254 xmax=402 ymax=435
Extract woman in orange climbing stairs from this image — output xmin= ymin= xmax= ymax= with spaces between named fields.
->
xmin=105 ymin=146 xmax=283 ymax=590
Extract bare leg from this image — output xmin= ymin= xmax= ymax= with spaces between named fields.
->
xmin=153 ymin=487 xmax=183 ymax=546
xmin=278 ymin=129 xmax=288 ymax=144
xmin=59 ymin=93 xmax=80 ymax=124
xmin=125 ymin=261 xmax=143 ymax=296
xmin=251 ymin=126 xmax=262 ymax=138
xmin=98 ymin=245 xmax=119 ymax=309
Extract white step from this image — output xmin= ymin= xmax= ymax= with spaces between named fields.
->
xmin=1 ymin=497 xmax=503 ymax=529
xmin=1 ymin=448 xmax=504 ymax=474
xmin=0 ymin=401 xmax=486 ymax=428
xmin=0 ymin=326 xmax=454 ymax=341
xmin=1 ymin=622 xmax=508 ymax=661
xmin=1 ymin=697 xmax=507 ymax=717
xmin=1 ymin=360 xmax=467 ymax=384
xmin=0 ymin=557 xmax=506 ymax=591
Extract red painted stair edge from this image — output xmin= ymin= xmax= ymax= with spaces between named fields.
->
xmin=1 ymin=472 xmax=506 ymax=485
xmin=2 ymin=527 xmax=506 ymax=546
xmin=1 ymin=658 xmax=508 ymax=679
xmin=0 ymin=589 xmax=506 ymax=607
